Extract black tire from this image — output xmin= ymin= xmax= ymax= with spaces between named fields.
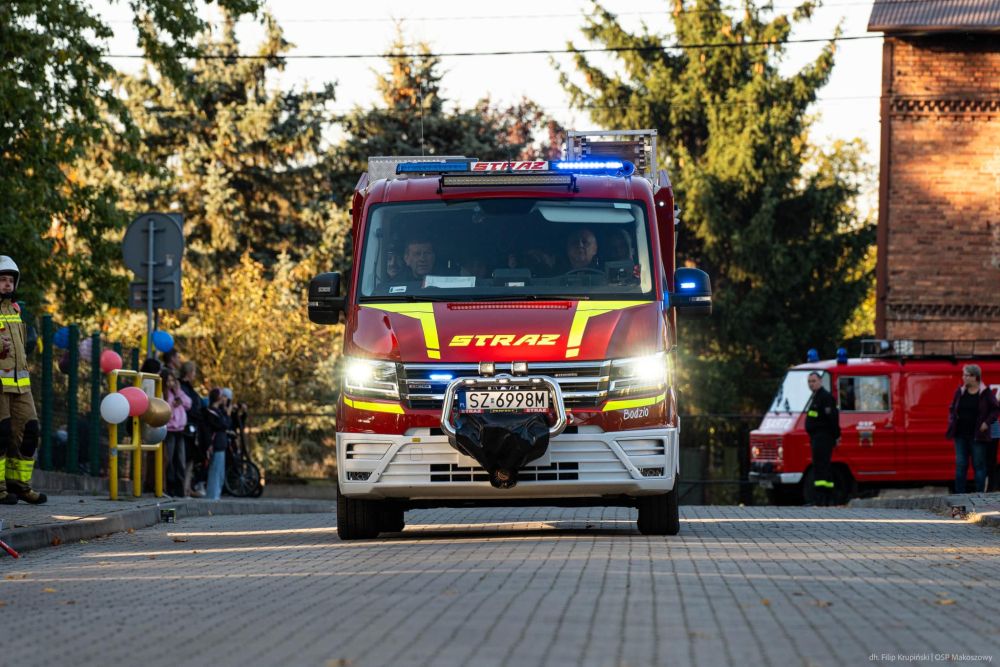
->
xmin=831 ymin=466 xmax=855 ymax=506
xmin=378 ymin=503 xmax=406 ymax=533
xmin=636 ymin=487 xmax=680 ymax=536
xmin=336 ymin=485 xmax=380 ymax=540
xmin=766 ymin=484 xmax=803 ymax=506
xmin=224 ymin=459 xmax=261 ymax=497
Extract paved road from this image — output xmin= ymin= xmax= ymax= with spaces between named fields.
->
xmin=1 ymin=506 xmax=998 ymax=667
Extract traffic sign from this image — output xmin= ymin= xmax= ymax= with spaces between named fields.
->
xmin=122 ymin=213 xmax=184 ymax=281
xmin=129 ymin=278 xmax=182 ymax=310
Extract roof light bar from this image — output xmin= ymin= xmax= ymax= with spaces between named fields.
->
xmin=396 ymin=160 xmax=473 ymax=175
xmin=551 ymin=159 xmax=635 ymax=176
xmin=441 ymin=173 xmax=574 ymax=188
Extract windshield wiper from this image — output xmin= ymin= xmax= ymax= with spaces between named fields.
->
xmin=360 ymin=295 xmax=456 ymax=302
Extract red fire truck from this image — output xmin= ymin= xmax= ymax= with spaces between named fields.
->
xmin=749 ymin=340 xmax=1000 ymax=505
xmin=307 ymin=130 xmax=712 ymax=538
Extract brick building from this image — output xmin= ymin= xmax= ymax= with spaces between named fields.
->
xmin=868 ymin=0 xmax=1000 ymax=341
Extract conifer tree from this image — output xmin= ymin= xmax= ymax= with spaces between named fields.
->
xmin=559 ymin=0 xmax=875 ymax=411
xmin=331 ymin=32 xmax=565 ymax=205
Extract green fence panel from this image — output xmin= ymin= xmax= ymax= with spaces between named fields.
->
xmin=40 ymin=315 xmax=53 ymax=470
xmin=89 ymin=332 xmax=101 ymax=476
xmin=66 ymin=325 xmax=79 ymax=474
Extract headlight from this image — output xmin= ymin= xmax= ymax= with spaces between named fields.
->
xmin=344 ymin=358 xmax=399 ymax=400
xmin=610 ymin=352 xmax=668 ymax=398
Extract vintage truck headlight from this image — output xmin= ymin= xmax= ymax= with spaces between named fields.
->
xmin=344 ymin=358 xmax=399 ymax=400
xmin=610 ymin=352 xmax=668 ymax=398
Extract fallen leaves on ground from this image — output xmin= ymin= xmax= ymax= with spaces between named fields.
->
xmin=813 ymin=600 xmax=832 ymax=608
xmin=172 ymin=537 xmax=189 ymax=543
xmin=936 ymin=599 xmax=956 ymax=606
xmin=42 ymin=588 xmax=56 ymax=593
xmin=761 ymin=599 xmax=771 ymax=606
xmin=51 ymin=537 xmax=61 ymax=546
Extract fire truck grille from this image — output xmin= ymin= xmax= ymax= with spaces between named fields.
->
xmin=400 ymin=361 xmax=611 ymax=411
xmin=429 ymin=462 xmax=579 ymax=483
xmin=752 ymin=439 xmax=780 ymax=461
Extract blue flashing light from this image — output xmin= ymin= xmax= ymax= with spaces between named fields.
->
xmin=806 ymin=348 xmax=819 ymax=362
xmin=679 ymin=281 xmax=696 ymax=290
xmin=396 ymin=161 xmax=470 ymax=175
xmin=836 ymin=347 xmax=848 ymax=365
xmin=429 ymin=373 xmax=454 ymax=381
xmin=550 ymin=160 xmax=636 ymax=176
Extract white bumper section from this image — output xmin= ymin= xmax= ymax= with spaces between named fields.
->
xmin=337 ymin=426 xmax=679 ymax=500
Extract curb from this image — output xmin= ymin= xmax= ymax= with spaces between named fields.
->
xmin=849 ymin=492 xmax=1000 ymax=530
xmin=0 ymin=498 xmax=335 ymax=555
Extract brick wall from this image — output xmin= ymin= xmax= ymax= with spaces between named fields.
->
xmin=879 ymin=35 xmax=1000 ymax=341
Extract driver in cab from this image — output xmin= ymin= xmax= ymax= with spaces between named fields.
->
xmin=403 ymin=238 xmax=436 ymax=282
xmin=562 ymin=227 xmax=599 ymax=272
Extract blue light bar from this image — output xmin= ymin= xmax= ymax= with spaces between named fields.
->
xmin=679 ymin=281 xmax=696 ymax=290
xmin=429 ymin=373 xmax=454 ymax=381
xmin=550 ymin=160 xmax=636 ymax=176
xmin=395 ymin=161 xmax=471 ymax=175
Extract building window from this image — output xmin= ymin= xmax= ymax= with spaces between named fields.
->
xmin=838 ymin=376 xmax=891 ymax=412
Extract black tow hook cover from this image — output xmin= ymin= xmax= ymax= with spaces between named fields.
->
xmin=454 ymin=412 xmax=550 ymax=489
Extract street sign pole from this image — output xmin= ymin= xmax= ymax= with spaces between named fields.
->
xmin=146 ymin=216 xmax=155 ymax=359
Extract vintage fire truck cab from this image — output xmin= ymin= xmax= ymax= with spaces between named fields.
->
xmin=308 ymin=130 xmax=712 ymax=538
xmin=750 ymin=340 xmax=1000 ymax=505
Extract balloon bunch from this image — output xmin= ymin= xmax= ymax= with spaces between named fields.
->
xmin=99 ymin=387 xmax=172 ymax=444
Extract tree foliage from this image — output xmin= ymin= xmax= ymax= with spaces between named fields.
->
xmin=559 ymin=0 xmax=875 ymax=411
xmin=331 ymin=32 xmax=566 ymax=205
xmin=1 ymin=0 xmax=260 ymax=317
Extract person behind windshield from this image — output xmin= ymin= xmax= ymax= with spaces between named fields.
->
xmin=562 ymin=228 xmax=599 ymax=271
xmin=384 ymin=244 xmax=404 ymax=281
xmin=403 ymin=238 xmax=436 ymax=281
xmin=605 ymin=228 xmax=634 ymax=262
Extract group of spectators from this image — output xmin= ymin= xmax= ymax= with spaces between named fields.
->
xmin=140 ymin=350 xmax=246 ymax=500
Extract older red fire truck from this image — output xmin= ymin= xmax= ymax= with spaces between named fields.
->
xmin=307 ymin=130 xmax=711 ymax=538
xmin=750 ymin=340 xmax=1000 ymax=505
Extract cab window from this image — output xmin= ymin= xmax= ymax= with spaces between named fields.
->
xmin=838 ymin=376 xmax=891 ymax=412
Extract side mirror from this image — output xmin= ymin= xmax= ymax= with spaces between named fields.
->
xmin=308 ymin=272 xmax=345 ymax=324
xmin=671 ymin=267 xmax=712 ymax=317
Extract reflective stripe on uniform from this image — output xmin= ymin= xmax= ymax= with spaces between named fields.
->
xmin=807 ymin=410 xmax=818 ymax=417
xmin=5 ymin=457 xmax=33 ymax=483
xmin=0 ymin=314 xmax=22 ymax=323
xmin=0 ymin=376 xmax=30 ymax=388
xmin=0 ymin=457 xmax=5 ymax=479
xmin=813 ymin=480 xmax=835 ymax=488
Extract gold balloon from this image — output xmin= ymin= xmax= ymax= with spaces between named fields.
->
xmin=141 ymin=397 xmax=172 ymax=427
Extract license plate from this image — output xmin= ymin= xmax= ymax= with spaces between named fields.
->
xmin=458 ymin=390 xmax=550 ymax=413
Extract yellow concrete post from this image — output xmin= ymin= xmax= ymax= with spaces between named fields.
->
xmin=132 ymin=372 xmax=142 ymax=497
xmin=108 ymin=371 xmax=118 ymax=500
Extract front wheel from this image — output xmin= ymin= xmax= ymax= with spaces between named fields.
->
xmin=336 ymin=486 xmax=381 ymax=540
xmin=636 ymin=487 xmax=680 ymax=536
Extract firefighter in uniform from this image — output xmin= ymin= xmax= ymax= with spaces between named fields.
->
xmin=0 ymin=256 xmax=46 ymax=505
xmin=805 ymin=371 xmax=840 ymax=506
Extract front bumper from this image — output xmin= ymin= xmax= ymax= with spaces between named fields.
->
xmin=748 ymin=465 xmax=803 ymax=487
xmin=338 ymin=426 xmax=678 ymax=500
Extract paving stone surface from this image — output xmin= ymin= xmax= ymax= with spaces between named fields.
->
xmin=1 ymin=506 xmax=998 ymax=667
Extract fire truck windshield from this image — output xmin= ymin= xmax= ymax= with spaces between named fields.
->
xmin=356 ymin=198 xmax=654 ymax=300
xmin=768 ymin=369 xmax=830 ymax=414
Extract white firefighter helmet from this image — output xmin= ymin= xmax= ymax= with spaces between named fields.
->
xmin=0 ymin=256 xmax=20 ymax=291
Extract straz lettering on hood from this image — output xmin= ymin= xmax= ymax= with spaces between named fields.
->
xmin=449 ymin=334 xmax=560 ymax=347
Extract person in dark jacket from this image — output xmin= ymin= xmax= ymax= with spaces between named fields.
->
xmin=204 ymin=388 xmax=231 ymax=500
xmin=945 ymin=364 xmax=999 ymax=494
xmin=804 ymin=371 xmax=841 ymax=506
xmin=179 ymin=361 xmax=205 ymax=496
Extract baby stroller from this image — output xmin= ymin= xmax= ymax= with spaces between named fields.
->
xmin=224 ymin=405 xmax=263 ymax=497
xmin=191 ymin=405 xmax=263 ymax=497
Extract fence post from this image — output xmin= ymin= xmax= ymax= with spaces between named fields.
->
xmin=131 ymin=347 xmax=139 ymax=372
xmin=40 ymin=315 xmax=54 ymax=470
xmin=89 ymin=332 xmax=102 ymax=476
xmin=66 ymin=325 xmax=79 ymax=474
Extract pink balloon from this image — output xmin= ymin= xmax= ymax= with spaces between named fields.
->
xmin=100 ymin=350 xmax=123 ymax=374
xmin=118 ymin=386 xmax=150 ymax=417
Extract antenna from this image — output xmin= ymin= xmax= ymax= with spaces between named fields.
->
xmin=418 ymin=79 xmax=425 ymax=157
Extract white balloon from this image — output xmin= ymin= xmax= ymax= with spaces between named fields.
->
xmin=100 ymin=393 xmax=131 ymax=424
xmin=141 ymin=424 xmax=168 ymax=444
xmin=78 ymin=337 xmax=93 ymax=362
